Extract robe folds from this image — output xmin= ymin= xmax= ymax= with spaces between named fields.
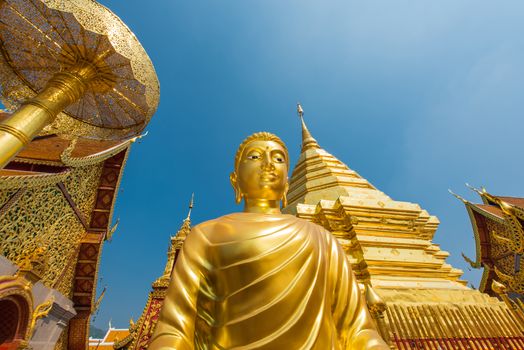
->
xmin=149 ymin=213 xmax=388 ymax=350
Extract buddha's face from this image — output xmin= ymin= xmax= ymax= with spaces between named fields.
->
xmin=231 ymin=140 xmax=289 ymax=203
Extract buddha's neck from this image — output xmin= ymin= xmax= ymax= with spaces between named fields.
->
xmin=243 ymin=198 xmax=281 ymax=214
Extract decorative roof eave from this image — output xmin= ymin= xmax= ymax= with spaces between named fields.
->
xmin=466 ymin=184 xmax=524 ymax=221
xmin=10 ymin=157 xmax=64 ymax=167
xmin=0 ymin=169 xmax=71 ymax=190
xmin=113 ymin=324 xmax=136 ymax=349
xmin=105 ymin=149 xmax=131 ymax=239
xmin=494 ymin=196 xmax=524 ymax=221
xmin=450 ymin=190 xmax=502 ymax=267
xmin=496 ymin=196 xmax=524 ymax=209
xmin=466 ymin=202 xmax=506 ymax=224
xmin=464 ymin=204 xmax=486 ymax=269
xmin=61 ymin=133 xmax=146 ymax=167
xmin=478 ymin=264 xmax=498 ymax=295
xmin=68 ymin=149 xmax=132 ymax=348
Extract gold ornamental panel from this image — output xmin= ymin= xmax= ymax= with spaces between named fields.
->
xmin=0 ymin=188 xmax=16 ymax=208
xmin=0 ymin=163 xmax=103 ymax=295
xmin=63 ymin=164 xmax=103 ymax=223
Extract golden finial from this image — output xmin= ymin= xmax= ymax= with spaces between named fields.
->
xmin=173 ymin=193 xmax=194 ymax=240
xmin=93 ymin=286 xmax=106 ymax=313
xmin=186 ymin=192 xmax=194 ymax=220
xmin=296 ymin=102 xmax=320 ymax=152
xmin=105 ymin=219 xmax=119 ymax=242
xmin=461 ymin=252 xmax=481 ymax=269
xmin=466 ymin=183 xmax=487 ymax=196
xmin=448 ymin=189 xmax=468 ymax=203
xmin=297 ymin=103 xmax=304 ymax=118
xmin=131 ymin=131 xmax=148 ymax=143
xmin=466 ymin=183 xmax=514 ymax=214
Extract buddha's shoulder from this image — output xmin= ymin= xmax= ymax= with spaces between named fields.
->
xmin=192 ymin=212 xmax=327 ymax=236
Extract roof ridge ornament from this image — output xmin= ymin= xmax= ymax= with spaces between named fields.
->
xmin=296 ymin=103 xmax=320 ymax=152
xmin=466 ymin=183 xmax=515 ymax=214
xmin=466 ymin=183 xmax=487 ymax=197
xmin=448 ymin=189 xmax=469 ymax=204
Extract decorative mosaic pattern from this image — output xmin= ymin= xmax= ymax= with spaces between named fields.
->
xmin=63 ymin=164 xmax=103 ymax=223
xmin=0 ymin=164 xmax=102 ymax=294
xmin=0 ymin=189 xmax=16 ymax=208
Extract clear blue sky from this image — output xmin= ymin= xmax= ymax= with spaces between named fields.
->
xmin=93 ymin=0 xmax=524 ymax=329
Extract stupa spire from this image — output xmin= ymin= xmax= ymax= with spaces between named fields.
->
xmin=156 ymin=194 xmax=194 ymax=284
xmin=285 ymin=104 xmax=383 ymax=212
xmin=185 ymin=192 xmax=194 ymax=221
xmin=297 ymin=103 xmax=320 ymax=152
xmin=178 ymin=193 xmax=194 ymax=240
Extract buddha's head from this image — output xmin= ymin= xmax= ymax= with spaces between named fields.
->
xmin=231 ymin=132 xmax=289 ymax=213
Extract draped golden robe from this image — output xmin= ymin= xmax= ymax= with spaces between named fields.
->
xmin=149 ymin=213 xmax=388 ymax=350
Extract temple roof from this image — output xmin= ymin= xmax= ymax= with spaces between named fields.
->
xmin=467 ymin=203 xmax=505 ymax=222
xmin=1 ymin=111 xmax=142 ymax=168
xmin=454 ymin=186 xmax=524 ymax=295
xmin=88 ymin=328 xmax=130 ymax=350
xmin=494 ymin=196 xmax=524 ymax=209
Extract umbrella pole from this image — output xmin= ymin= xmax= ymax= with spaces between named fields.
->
xmin=0 ymin=62 xmax=96 ymax=168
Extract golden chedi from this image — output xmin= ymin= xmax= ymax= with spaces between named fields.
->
xmin=149 ymin=132 xmax=388 ymax=350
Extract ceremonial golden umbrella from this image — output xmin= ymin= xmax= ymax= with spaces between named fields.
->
xmin=0 ymin=0 xmax=160 ymax=168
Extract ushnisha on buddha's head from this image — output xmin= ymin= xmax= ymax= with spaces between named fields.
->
xmin=230 ymin=132 xmax=289 ymax=214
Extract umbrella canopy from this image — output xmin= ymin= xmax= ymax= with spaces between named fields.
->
xmin=0 ymin=0 xmax=160 ymax=140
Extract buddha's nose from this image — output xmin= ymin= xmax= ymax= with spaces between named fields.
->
xmin=261 ymin=152 xmax=275 ymax=170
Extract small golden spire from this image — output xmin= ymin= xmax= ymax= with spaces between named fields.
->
xmin=466 ymin=183 xmax=514 ymax=214
xmin=448 ymin=189 xmax=469 ymax=203
xmin=466 ymin=183 xmax=487 ymax=197
xmin=186 ymin=192 xmax=194 ymax=221
xmin=178 ymin=193 xmax=194 ymax=239
xmin=297 ymin=103 xmax=320 ymax=152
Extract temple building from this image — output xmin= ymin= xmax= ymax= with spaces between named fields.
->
xmin=0 ymin=0 xmax=159 ymax=347
xmin=0 ymin=110 xmax=145 ymax=349
xmin=454 ymin=187 xmax=524 ymax=296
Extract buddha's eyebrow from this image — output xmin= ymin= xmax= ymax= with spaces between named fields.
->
xmin=271 ymin=149 xmax=286 ymax=157
xmin=244 ymin=147 xmax=263 ymax=154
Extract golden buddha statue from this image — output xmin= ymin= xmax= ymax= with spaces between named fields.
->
xmin=149 ymin=132 xmax=388 ymax=350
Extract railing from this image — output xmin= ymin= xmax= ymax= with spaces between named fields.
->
xmin=393 ymin=333 xmax=524 ymax=350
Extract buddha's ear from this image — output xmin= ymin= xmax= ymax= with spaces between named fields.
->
xmin=282 ymin=181 xmax=289 ymax=208
xmin=230 ymin=172 xmax=242 ymax=204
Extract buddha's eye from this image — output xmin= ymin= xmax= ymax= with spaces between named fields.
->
xmin=247 ymin=153 xmax=260 ymax=160
xmin=273 ymin=154 xmax=285 ymax=163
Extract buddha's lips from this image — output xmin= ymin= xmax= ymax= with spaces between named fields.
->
xmin=260 ymin=172 xmax=277 ymax=181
